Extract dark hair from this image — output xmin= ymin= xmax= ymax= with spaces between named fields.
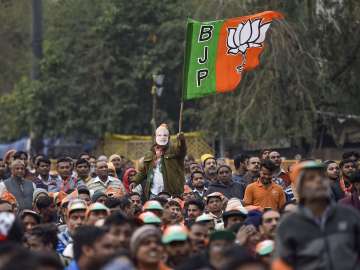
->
xmin=32 ymin=154 xmax=44 ymax=164
xmin=339 ymin=159 xmax=356 ymax=168
xmin=190 ymin=170 xmax=204 ymax=181
xmin=165 ymin=200 xmax=181 ymax=209
xmin=342 ymin=151 xmax=360 ymax=160
xmin=75 ymin=158 xmax=90 ymax=168
xmin=349 ymin=171 xmax=360 ymax=184
xmin=260 ymin=159 xmax=277 ymax=173
xmin=7 ymin=217 xmax=24 ymax=244
xmin=104 ymin=212 xmax=136 ymax=229
xmin=104 ymin=197 xmax=122 ymax=209
xmin=78 ymin=186 xmax=90 ymax=196
xmin=36 ymin=158 xmax=51 ymax=167
xmin=185 ymin=199 xmax=205 ymax=212
xmin=158 ymin=191 xmax=171 ymax=197
xmin=35 ymin=195 xmax=52 ymax=210
xmin=56 ymin=157 xmax=71 ymax=165
xmin=78 ymin=152 xmax=90 ymax=159
xmin=34 ymin=252 xmax=63 ymax=270
xmin=323 ymin=160 xmax=337 ymax=168
xmin=234 ymin=154 xmax=249 ymax=170
xmin=73 ymin=226 xmax=108 ymax=261
xmin=129 ymin=192 xmax=141 ymax=198
xmin=221 ymin=245 xmax=267 ymax=270
xmin=28 ymin=224 xmax=58 ymax=250
xmin=13 ymin=151 xmax=28 ymax=160
xmin=154 ymin=197 xmax=168 ymax=207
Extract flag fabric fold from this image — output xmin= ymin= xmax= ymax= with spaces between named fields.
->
xmin=183 ymin=11 xmax=284 ymax=100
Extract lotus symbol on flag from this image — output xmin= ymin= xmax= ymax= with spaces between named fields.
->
xmin=227 ymin=19 xmax=271 ymax=72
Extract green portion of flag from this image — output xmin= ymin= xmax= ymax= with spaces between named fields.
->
xmin=183 ymin=19 xmax=223 ymax=100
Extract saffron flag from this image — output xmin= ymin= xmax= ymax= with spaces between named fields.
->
xmin=183 ymin=11 xmax=284 ymax=100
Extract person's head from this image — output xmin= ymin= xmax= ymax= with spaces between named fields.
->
xmin=259 ymin=160 xmax=277 ymax=185
xmin=185 ymin=199 xmax=204 ymax=221
xmin=324 ymin=160 xmax=340 ymax=180
xmin=155 ymin=124 xmax=170 ymax=146
xmin=56 ymin=158 xmax=72 ymax=179
xmin=96 ymin=161 xmax=109 ymax=179
xmin=206 ymin=194 xmax=223 ymax=214
xmin=143 ymin=200 xmax=164 ymax=218
xmin=269 ymin=151 xmax=281 ymax=168
xmin=189 ymin=222 xmax=209 ymax=253
xmin=79 ymin=152 xmax=90 ymax=161
xmin=129 ymin=192 xmax=142 ymax=214
xmin=281 ymin=201 xmax=297 ymax=215
xmin=13 ymin=151 xmax=28 ymax=167
xmin=0 ymin=200 xmax=14 ymax=213
xmin=104 ymin=212 xmax=137 ymax=250
xmin=208 ymin=230 xmax=236 ymax=269
xmin=157 ymin=191 xmax=171 ymax=201
xmin=340 ymin=159 xmax=356 ymax=178
xmin=260 ymin=149 xmax=271 ymax=160
xmin=162 ymin=225 xmax=190 ymax=266
xmin=222 ymin=245 xmax=267 ymax=270
xmin=130 ymin=225 xmax=163 ymax=267
xmin=294 ymin=161 xmax=330 ymax=204
xmin=78 ymin=187 xmax=91 ymax=205
xmin=10 ymin=160 xmax=25 ymax=178
xmin=86 ymin=203 xmax=110 ymax=225
xmin=217 ymin=165 xmax=232 ymax=184
xmin=234 ymin=154 xmax=249 ymax=172
xmin=189 ymin=162 xmax=201 ymax=174
xmin=35 ymin=195 xmax=57 ymax=223
xmin=260 ymin=209 xmax=280 ymax=240
xmin=36 ymin=158 xmax=51 ymax=177
xmin=191 ymin=171 xmax=205 ymax=189
xmin=109 ymin=154 xmax=122 ymax=170
xmin=342 ymin=151 xmax=360 ymax=162
xmin=21 ymin=210 xmax=41 ymax=232
xmin=0 ymin=159 xmax=7 ymax=176
xmin=349 ymin=171 xmax=360 ymax=193
xmin=26 ymin=224 xmax=58 ymax=252
xmin=203 ymin=157 xmax=217 ymax=176
xmin=75 ymin=159 xmax=90 ymax=179
xmin=163 ymin=200 xmax=183 ymax=224
xmin=67 ymin=199 xmax=87 ymax=235
xmin=73 ymin=225 xmax=115 ymax=265
xmin=223 ymin=198 xmax=247 ymax=229
xmin=92 ymin=190 xmax=108 ymax=204
xmin=247 ymin=157 xmax=261 ymax=173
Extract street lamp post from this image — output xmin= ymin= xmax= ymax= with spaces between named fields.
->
xmin=151 ymin=74 xmax=165 ymax=134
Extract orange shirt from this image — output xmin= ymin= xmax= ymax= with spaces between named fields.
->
xmin=243 ymin=179 xmax=286 ymax=210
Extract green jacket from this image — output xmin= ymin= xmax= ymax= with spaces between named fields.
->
xmin=133 ymin=135 xmax=186 ymax=199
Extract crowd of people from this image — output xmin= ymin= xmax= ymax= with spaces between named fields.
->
xmin=0 ymin=124 xmax=359 ymax=270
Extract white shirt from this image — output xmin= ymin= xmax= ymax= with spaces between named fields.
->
xmin=150 ymin=160 xmax=164 ymax=195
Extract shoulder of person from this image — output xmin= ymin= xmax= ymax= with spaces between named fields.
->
xmin=332 ymin=203 xmax=360 ymax=220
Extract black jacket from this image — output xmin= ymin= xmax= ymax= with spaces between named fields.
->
xmin=276 ymin=204 xmax=360 ymax=270
xmin=205 ymin=181 xmax=245 ymax=199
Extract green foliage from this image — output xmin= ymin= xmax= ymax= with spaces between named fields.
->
xmin=0 ymin=0 xmax=359 ymax=149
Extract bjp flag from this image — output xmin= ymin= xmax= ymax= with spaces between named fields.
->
xmin=183 ymin=11 xmax=284 ymax=100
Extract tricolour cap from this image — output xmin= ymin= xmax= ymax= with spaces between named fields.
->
xmin=138 ymin=211 xmax=161 ymax=224
xmin=195 ymin=213 xmax=213 ymax=223
xmin=67 ymin=199 xmax=87 ymax=215
xmin=256 ymin=240 xmax=274 ymax=256
xmin=143 ymin=200 xmax=164 ymax=211
xmin=162 ymin=225 xmax=188 ymax=244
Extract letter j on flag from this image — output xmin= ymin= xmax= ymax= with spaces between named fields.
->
xmin=183 ymin=11 xmax=284 ymax=100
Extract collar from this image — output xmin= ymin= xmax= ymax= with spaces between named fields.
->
xmin=256 ymin=179 xmax=273 ymax=188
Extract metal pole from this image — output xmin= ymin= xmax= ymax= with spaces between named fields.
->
xmin=31 ymin=0 xmax=43 ymax=80
xmin=151 ymin=85 xmax=157 ymax=134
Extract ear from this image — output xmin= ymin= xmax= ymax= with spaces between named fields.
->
xmin=82 ymin=245 xmax=95 ymax=258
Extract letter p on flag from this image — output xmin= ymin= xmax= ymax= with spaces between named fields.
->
xmin=183 ymin=11 xmax=284 ymax=100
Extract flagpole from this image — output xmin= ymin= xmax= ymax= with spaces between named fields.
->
xmin=178 ymin=101 xmax=184 ymax=133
